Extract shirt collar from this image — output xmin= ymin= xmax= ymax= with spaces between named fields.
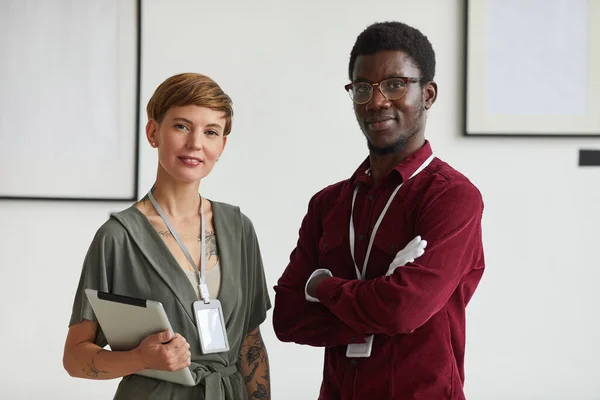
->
xmin=350 ymin=141 xmax=434 ymax=187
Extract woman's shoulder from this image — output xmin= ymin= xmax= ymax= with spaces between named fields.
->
xmin=210 ymin=199 xmax=255 ymax=233
xmin=209 ymin=199 xmax=240 ymax=214
xmin=92 ymin=205 xmax=139 ymax=243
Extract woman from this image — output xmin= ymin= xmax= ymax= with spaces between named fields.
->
xmin=63 ymin=73 xmax=271 ymax=399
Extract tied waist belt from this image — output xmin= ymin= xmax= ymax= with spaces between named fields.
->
xmin=191 ymin=363 xmax=239 ymax=399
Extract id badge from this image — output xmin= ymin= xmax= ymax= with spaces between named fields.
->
xmin=193 ymin=299 xmax=230 ymax=354
xmin=346 ymin=334 xmax=374 ymax=358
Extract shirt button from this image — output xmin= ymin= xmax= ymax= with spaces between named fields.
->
xmin=350 ymin=336 xmax=356 ymax=341
xmin=358 ymin=234 xmax=365 ymax=241
xmin=368 ymin=195 xmax=374 ymax=201
xmin=322 ymin=243 xmax=327 ymax=250
xmin=350 ymin=360 xmax=357 ymax=366
xmin=389 ymin=244 xmax=397 ymax=251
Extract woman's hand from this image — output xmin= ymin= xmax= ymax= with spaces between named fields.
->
xmin=135 ymin=330 xmax=191 ymax=372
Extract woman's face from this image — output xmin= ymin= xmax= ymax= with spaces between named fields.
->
xmin=146 ymin=105 xmax=228 ymax=184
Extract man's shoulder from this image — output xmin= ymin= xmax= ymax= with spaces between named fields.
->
xmin=429 ymin=157 xmax=471 ymax=182
xmin=425 ymin=157 xmax=483 ymax=206
xmin=309 ymin=178 xmax=350 ymax=207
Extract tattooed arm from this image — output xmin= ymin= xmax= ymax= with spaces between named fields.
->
xmin=63 ymin=320 xmax=145 ymax=380
xmin=238 ymin=328 xmax=270 ymax=400
xmin=63 ymin=320 xmax=191 ymax=380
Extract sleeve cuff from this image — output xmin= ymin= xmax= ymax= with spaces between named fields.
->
xmin=314 ymin=275 xmax=348 ymax=308
xmin=305 ymin=269 xmax=333 ymax=303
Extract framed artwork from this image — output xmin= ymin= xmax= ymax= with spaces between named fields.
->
xmin=464 ymin=0 xmax=600 ymax=137
xmin=0 ymin=0 xmax=141 ymax=201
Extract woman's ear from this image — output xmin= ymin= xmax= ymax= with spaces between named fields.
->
xmin=146 ymin=119 xmax=159 ymax=147
xmin=219 ymin=136 xmax=228 ymax=157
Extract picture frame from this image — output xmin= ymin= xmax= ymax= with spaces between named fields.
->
xmin=464 ymin=0 xmax=600 ymax=137
xmin=0 ymin=0 xmax=141 ymax=201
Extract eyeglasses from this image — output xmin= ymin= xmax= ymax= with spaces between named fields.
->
xmin=344 ymin=77 xmax=423 ymax=104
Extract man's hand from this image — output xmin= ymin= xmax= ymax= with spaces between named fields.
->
xmin=306 ymin=272 xmax=332 ymax=298
xmin=304 ymin=236 xmax=426 ymax=300
xmin=385 ymin=236 xmax=427 ymax=276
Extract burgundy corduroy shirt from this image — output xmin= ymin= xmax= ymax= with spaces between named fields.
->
xmin=273 ymin=142 xmax=485 ymax=399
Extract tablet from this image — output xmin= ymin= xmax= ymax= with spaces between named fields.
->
xmin=84 ymin=289 xmax=196 ymax=387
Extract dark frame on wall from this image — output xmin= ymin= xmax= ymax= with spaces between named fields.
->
xmin=463 ymin=0 xmax=600 ymax=138
xmin=0 ymin=0 xmax=142 ymax=201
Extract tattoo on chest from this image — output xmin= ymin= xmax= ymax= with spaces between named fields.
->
xmin=201 ymin=231 xmax=219 ymax=260
xmin=158 ymin=230 xmax=174 ymax=239
xmin=137 ymin=185 xmax=156 ymax=206
xmin=157 ymin=229 xmax=219 ymax=261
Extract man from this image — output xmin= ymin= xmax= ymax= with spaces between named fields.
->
xmin=272 ymin=21 xmax=484 ymax=399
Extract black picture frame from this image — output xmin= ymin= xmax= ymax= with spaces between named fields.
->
xmin=0 ymin=0 xmax=142 ymax=201
xmin=463 ymin=0 xmax=600 ymax=138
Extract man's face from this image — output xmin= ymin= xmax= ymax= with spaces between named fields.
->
xmin=351 ymin=50 xmax=436 ymax=156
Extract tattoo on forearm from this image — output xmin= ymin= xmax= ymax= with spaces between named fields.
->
xmin=244 ymin=361 xmax=259 ymax=384
xmin=251 ymin=383 xmax=269 ymax=399
xmin=240 ymin=329 xmax=270 ymax=399
xmin=245 ymin=344 xmax=262 ymax=365
xmin=83 ymin=349 xmax=109 ymax=378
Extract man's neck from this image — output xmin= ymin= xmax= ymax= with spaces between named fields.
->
xmin=369 ymin=137 xmax=425 ymax=187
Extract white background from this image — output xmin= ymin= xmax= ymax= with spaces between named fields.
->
xmin=1 ymin=0 xmax=600 ymax=399
xmin=485 ymin=0 xmax=588 ymax=116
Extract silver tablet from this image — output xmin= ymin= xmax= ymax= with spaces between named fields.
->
xmin=84 ymin=289 xmax=195 ymax=387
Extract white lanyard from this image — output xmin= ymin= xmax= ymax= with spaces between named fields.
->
xmin=349 ymin=154 xmax=434 ymax=280
xmin=148 ymin=191 xmax=211 ymax=303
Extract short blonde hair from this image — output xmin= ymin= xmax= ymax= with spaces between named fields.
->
xmin=146 ymin=73 xmax=234 ymax=136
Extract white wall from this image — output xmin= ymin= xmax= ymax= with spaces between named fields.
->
xmin=1 ymin=0 xmax=599 ymax=399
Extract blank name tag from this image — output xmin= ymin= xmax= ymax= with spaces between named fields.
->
xmin=193 ymin=299 xmax=230 ymax=354
xmin=346 ymin=334 xmax=374 ymax=358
